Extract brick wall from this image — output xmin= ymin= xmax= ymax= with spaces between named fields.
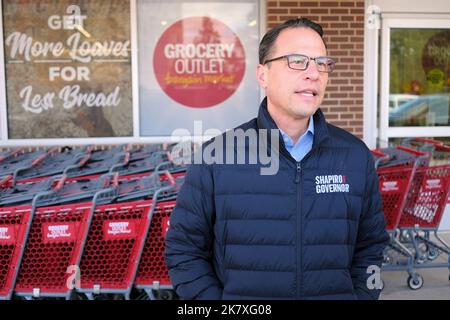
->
xmin=266 ymin=0 xmax=365 ymax=138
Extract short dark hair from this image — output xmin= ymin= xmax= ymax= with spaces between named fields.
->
xmin=259 ymin=18 xmax=325 ymax=64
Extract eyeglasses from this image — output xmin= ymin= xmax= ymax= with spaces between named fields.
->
xmin=264 ymin=54 xmax=336 ymax=73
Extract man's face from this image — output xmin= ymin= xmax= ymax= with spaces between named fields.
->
xmin=257 ymin=27 xmax=329 ymax=120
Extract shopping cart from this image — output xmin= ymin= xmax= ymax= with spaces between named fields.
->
xmin=13 ymin=147 xmax=89 ymax=184
xmin=0 ymin=204 xmax=33 ymax=300
xmin=0 ymin=148 xmax=23 ymax=163
xmin=374 ymin=146 xmax=430 ymax=289
xmin=128 ymin=145 xmax=164 ymax=162
xmin=0 ymin=149 xmax=48 ymax=178
xmin=395 ymin=143 xmax=450 ymax=289
xmin=115 ymin=171 xmax=184 ymax=300
xmin=109 ymin=151 xmax=187 ymax=180
xmin=0 ymin=176 xmax=60 ymax=207
xmin=12 ymin=183 xmax=117 ymax=300
xmin=63 ymin=151 xmax=129 ymax=181
xmin=74 ymin=171 xmax=176 ymax=300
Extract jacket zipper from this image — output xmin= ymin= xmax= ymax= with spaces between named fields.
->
xmin=295 ymin=162 xmax=302 ymax=299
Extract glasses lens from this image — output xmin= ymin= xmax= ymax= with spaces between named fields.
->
xmin=315 ymin=57 xmax=335 ymax=72
xmin=287 ymin=55 xmax=309 ymax=70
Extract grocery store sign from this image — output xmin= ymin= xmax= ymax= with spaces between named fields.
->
xmin=153 ymin=16 xmax=246 ymax=108
xmin=4 ymin=5 xmax=129 ymax=114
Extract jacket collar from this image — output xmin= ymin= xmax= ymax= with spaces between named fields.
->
xmin=256 ymin=97 xmax=330 ymax=149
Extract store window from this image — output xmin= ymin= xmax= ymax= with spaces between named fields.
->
xmin=1 ymin=0 xmax=133 ymax=139
xmin=379 ymin=19 xmax=450 ymax=146
xmin=137 ymin=0 xmax=261 ymax=137
xmin=389 ymin=28 xmax=449 ymax=127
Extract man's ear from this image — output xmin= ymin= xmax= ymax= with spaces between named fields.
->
xmin=256 ymin=64 xmax=268 ymax=89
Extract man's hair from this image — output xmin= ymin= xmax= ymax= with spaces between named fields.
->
xmin=259 ymin=17 xmax=325 ymax=65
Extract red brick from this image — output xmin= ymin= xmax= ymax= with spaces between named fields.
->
xmin=280 ymin=15 xmax=300 ymax=20
xmin=279 ymin=1 xmax=299 ymax=7
xmin=324 ymin=30 xmax=339 ymax=36
xmin=330 ymin=79 xmax=349 ymax=84
xmin=349 ymin=120 xmax=363 ymax=126
xmin=328 ymin=50 xmax=349 ymax=56
xmin=340 ymin=1 xmax=355 ymax=7
xmin=331 ymin=106 xmax=349 ymax=112
xmin=330 ymin=36 xmax=349 ymax=42
xmin=350 ymin=23 xmax=364 ymax=28
xmin=330 ymin=93 xmax=348 ymax=98
xmin=340 ymin=57 xmax=354 ymax=63
xmin=350 ymin=64 xmax=363 ymax=70
xmin=330 ymin=23 xmax=349 ymax=28
xmin=310 ymin=8 xmax=329 ymax=14
xmin=330 ymin=8 xmax=349 ymax=14
xmin=321 ymin=16 xmax=339 ymax=21
xmin=330 ymin=120 xmax=349 ymax=126
xmin=341 ymin=16 xmax=354 ymax=21
xmin=320 ymin=1 xmax=340 ymax=7
xmin=268 ymin=8 xmax=289 ymax=14
xmin=326 ymin=113 xmax=339 ymax=120
xmin=340 ymin=30 xmax=355 ymax=35
xmin=299 ymin=1 xmax=319 ymax=6
xmin=340 ymin=43 xmax=354 ymax=49
xmin=290 ymin=8 xmax=310 ymax=14
xmin=341 ymin=113 xmax=355 ymax=119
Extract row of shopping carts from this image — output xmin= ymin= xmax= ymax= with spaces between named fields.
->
xmin=373 ymin=138 xmax=450 ymax=290
xmin=0 ymin=144 xmax=187 ymax=300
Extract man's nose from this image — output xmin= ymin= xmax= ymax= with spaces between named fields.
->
xmin=303 ymin=60 xmax=320 ymax=80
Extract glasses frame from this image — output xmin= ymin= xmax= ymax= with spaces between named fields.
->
xmin=264 ymin=53 xmax=336 ymax=73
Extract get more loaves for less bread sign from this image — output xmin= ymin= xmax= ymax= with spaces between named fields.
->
xmin=153 ymin=17 xmax=246 ymax=108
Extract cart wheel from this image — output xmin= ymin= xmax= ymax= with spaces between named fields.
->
xmin=427 ymin=248 xmax=439 ymax=260
xmin=407 ymin=274 xmax=424 ymax=290
xmin=154 ymin=289 xmax=175 ymax=300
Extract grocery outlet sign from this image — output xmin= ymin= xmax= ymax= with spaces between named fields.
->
xmin=153 ymin=17 xmax=246 ymax=108
xmin=138 ymin=0 xmax=260 ymax=137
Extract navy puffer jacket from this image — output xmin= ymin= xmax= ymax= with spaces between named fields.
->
xmin=165 ymin=98 xmax=389 ymax=300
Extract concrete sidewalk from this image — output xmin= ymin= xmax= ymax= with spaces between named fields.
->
xmin=380 ymin=232 xmax=450 ymax=300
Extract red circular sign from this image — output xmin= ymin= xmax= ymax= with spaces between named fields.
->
xmin=153 ymin=17 xmax=246 ymax=108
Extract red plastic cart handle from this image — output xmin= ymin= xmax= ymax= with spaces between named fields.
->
xmin=0 ymin=175 xmax=13 ymax=187
xmin=112 ymin=172 xmax=119 ymax=187
xmin=164 ymin=171 xmax=176 ymax=186
xmin=54 ymin=175 xmax=67 ymax=191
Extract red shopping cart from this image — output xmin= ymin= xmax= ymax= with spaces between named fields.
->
xmin=0 ymin=205 xmax=33 ymax=300
xmin=75 ymin=175 xmax=175 ymax=300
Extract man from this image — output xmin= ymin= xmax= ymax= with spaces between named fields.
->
xmin=165 ymin=18 xmax=389 ymax=300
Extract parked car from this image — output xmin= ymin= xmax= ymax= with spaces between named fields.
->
xmin=389 ymin=94 xmax=450 ymax=126
xmin=389 ymin=94 xmax=419 ymax=112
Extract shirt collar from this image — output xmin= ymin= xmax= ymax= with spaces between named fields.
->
xmin=279 ymin=115 xmax=315 ymax=147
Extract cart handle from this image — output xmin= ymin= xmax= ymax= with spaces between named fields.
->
xmin=0 ymin=175 xmax=13 ymax=187
xmin=163 ymin=170 xmax=176 ymax=186
xmin=54 ymin=174 xmax=67 ymax=191
xmin=112 ymin=172 xmax=119 ymax=187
